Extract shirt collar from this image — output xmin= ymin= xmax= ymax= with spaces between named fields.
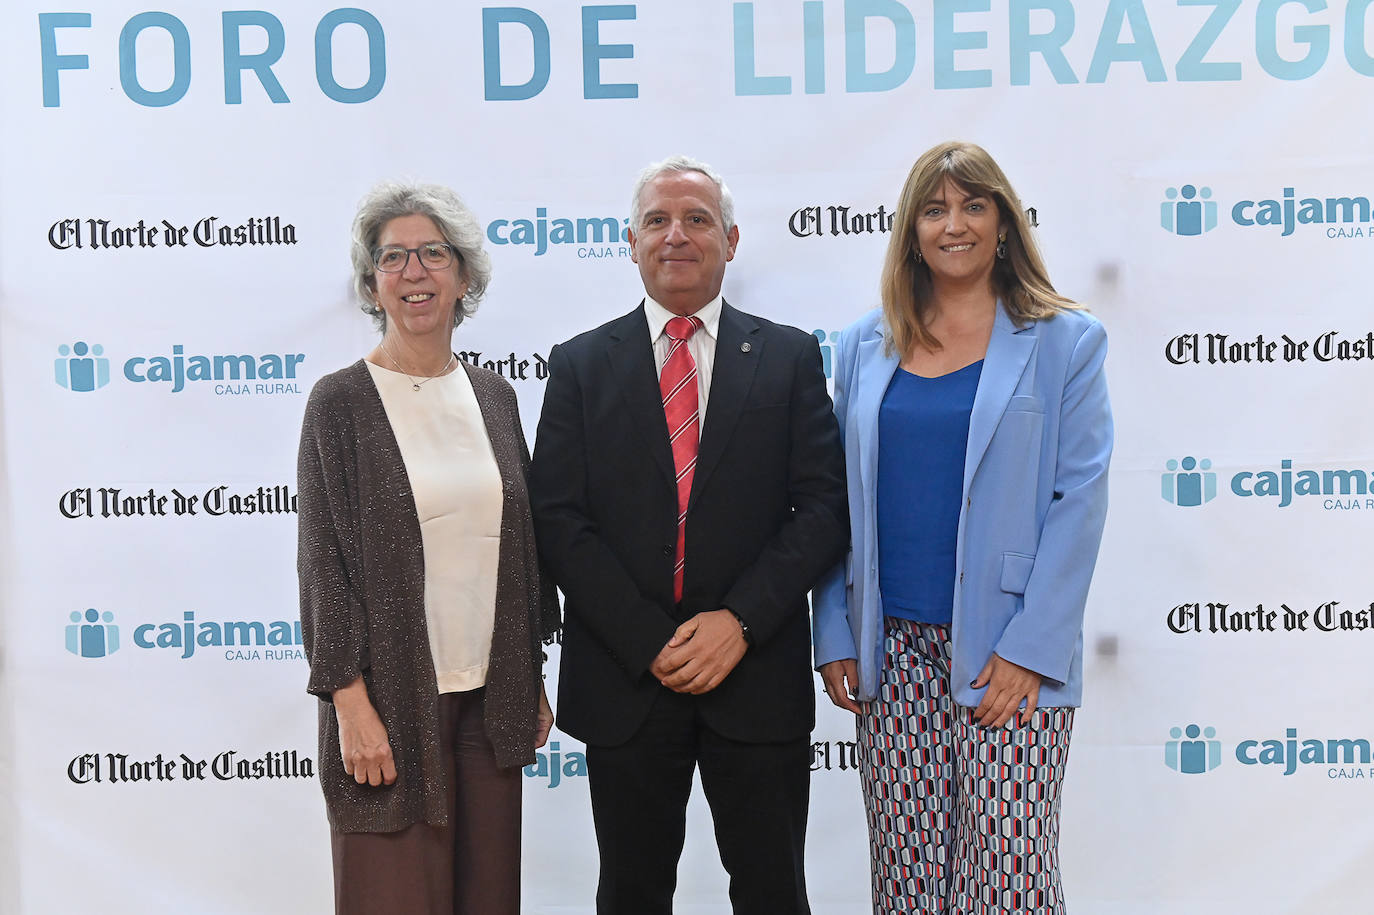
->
xmin=644 ymin=295 xmax=722 ymax=344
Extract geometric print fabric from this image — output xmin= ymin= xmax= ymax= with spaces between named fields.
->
xmin=857 ymin=618 xmax=1074 ymax=914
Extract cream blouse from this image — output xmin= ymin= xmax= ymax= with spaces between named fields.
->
xmin=366 ymin=359 xmax=503 ymax=692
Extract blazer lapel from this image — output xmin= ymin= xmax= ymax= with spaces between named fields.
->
xmin=853 ymin=322 xmax=900 ymax=500
xmin=606 ymin=303 xmax=675 ymax=487
xmin=689 ymin=302 xmax=760 ymax=509
xmin=963 ymin=306 xmax=1037 ymax=492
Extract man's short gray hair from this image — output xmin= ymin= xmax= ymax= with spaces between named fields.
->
xmin=629 ymin=155 xmax=736 ymax=233
xmin=350 ymin=181 xmax=492 ymax=331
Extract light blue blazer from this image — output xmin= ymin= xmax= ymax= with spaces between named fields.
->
xmin=813 ymin=305 xmax=1112 ymax=707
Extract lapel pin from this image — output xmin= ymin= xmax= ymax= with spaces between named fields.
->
xmin=740 ymin=341 xmax=752 ymax=353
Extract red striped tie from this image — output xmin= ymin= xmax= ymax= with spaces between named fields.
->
xmin=661 ymin=315 xmax=703 ymax=604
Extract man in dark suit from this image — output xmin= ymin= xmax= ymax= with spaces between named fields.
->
xmin=529 ymin=155 xmax=847 ymax=914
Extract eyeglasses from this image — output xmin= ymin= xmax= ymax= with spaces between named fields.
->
xmin=372 ymin=243 xmax=457 ymax=273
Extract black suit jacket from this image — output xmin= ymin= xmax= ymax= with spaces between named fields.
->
xmin=529 ymin=301 xmax=847 ymax=747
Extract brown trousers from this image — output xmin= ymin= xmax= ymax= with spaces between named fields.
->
xmin=330 ymin=689 xmax=522 ymax=915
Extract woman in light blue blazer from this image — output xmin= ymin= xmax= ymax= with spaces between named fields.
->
xmin=813 ymin=141 xmax=1112 ymax=914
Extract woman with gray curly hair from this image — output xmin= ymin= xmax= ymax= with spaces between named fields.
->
xmin=297 ymin=181 xmax=560 ymax=914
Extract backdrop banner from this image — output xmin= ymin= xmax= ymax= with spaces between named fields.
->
xmin=4 ymin=2 xmax=1372 ymax=912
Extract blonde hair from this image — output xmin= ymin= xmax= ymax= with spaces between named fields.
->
xmin=880 ymin=141 xmax=1078 ymax=357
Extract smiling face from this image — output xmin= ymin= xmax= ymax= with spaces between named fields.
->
xmin=913 ymin=178 xmax=1007 ymax=292
xmin=370 ymin=213 xmax=468 ymax=344
xmin=628 ymin=171 xmax=739 ymax=316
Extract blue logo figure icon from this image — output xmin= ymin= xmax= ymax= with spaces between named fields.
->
xmin=1161 ymin=185 xmax=1218 ymax=236
xmin=55 ymin=342 xmax=111 ymax=392
xmin=65 ymin=608 xmax=120 ymax=658
xmin=1162 ymin=456 xmax=1217 ymax=506
xmin=813 ymin=329 xmax=840 ymax=379
xmin=1165 ymin=724 xmax=1221 ymax=774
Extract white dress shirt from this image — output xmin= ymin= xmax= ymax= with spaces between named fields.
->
xmin=643 ymin=294 xmax=721 ymax=429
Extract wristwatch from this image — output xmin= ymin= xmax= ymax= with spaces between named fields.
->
xmin=728 ymin=610 xmax=753 ymax=648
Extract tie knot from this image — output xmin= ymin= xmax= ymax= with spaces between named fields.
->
xmin=665 ymin=316 xmax=702 ymax=343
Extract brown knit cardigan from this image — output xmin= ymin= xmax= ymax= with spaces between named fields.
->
xmin=297 ymin=358 xmax=559 ymax=833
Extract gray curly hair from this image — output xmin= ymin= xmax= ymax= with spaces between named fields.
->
xmin=350 ymin=181 xmax=492 ymax=331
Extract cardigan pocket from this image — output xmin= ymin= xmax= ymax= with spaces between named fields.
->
xmin=999 ymin=551 xmax=1036 ymax=595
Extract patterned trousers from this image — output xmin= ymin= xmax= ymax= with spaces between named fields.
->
xmin=858 ymin=618 xmax=1074 ymax=915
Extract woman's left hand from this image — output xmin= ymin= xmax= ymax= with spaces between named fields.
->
xmin=971 ymin=653 xmax=1041 ymax=728
xmin=535 ymin=683 xmax=554 ymax=749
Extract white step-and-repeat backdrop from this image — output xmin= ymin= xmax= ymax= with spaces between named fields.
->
xmin=3 ymin=2 xmax=1372 ymax=912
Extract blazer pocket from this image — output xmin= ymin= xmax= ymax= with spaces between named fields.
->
xmin=1000 ymin=551 xmax=1036 ymax=595
xmin=1007 ymin=395 xmax=1044 ymax=414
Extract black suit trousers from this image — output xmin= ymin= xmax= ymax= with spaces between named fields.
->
xmin=586 ymin=686 xmax=811 ymax=915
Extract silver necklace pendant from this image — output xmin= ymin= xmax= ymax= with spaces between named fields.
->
xmin=380 ymin=337 xmax=454 ymax=392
